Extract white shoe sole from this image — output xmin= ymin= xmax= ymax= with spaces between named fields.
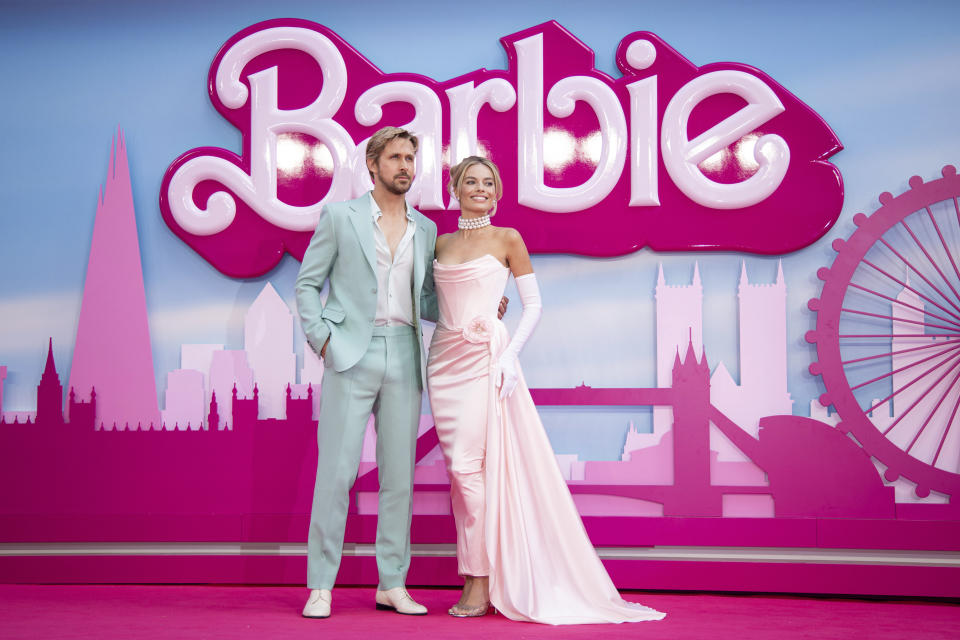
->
xmin=375 ymin=602 xmax=428 ymax=616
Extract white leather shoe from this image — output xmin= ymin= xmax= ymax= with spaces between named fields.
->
xmin=375 ymin=587 xmax=427 ymax=615
xmin=302 ymin=589 xmax=332 ymax=618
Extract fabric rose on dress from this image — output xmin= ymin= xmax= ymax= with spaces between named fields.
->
xmin=462 ymin=315 xmax=494 ymax=344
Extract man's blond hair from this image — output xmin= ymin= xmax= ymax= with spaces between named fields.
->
xmin=366 ymin=127 xmax=419 ymax=180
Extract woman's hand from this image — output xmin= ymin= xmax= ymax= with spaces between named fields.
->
xmin=496 ymin=270 xmax=541 ymax=401
xmin=498 ymin=352 xmax=519 ymax=400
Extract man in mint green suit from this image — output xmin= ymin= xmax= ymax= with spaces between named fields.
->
xmin=296 ymin=127 xmax=437 ymax=618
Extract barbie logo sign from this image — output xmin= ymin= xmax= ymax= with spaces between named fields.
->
xmin=160 ymin=19 xmax=842 ymax=277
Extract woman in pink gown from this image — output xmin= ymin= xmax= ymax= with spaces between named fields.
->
xmin=427 ymin=157 xmax=665 ymax=624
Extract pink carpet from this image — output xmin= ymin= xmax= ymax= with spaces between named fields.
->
xmin=0 ymin=585 xmax=957 ymax=639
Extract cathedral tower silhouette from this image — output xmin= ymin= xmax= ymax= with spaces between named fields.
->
xmin=36 ymin=339 xmax=64 ymax=425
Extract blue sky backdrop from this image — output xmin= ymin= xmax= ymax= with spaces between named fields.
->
xmin=2 ymin=0 xmax=960 ymax=455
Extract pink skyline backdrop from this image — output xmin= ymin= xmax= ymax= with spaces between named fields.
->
xmin=1 ymin=134 xmax=955 ymax=522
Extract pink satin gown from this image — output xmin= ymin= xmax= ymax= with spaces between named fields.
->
xmin=427 ymin=254 xmax=664 ymax=624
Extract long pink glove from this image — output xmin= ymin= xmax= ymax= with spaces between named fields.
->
xmin=498 ymin=273 xmax=541 ymax=399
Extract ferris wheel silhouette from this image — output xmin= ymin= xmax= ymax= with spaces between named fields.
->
xmin=807 ymin=165 xmax=960 ymax=500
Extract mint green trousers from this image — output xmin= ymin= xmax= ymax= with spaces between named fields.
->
xmin=306 ymin=326 xmax=422 ymax=590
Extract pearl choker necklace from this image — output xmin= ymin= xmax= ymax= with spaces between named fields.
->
xmin=458 ymin=215 xmax=491 ymax=230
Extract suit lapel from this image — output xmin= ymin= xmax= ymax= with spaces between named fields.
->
xmin=412 ymin=212 xmax=427 ymax=297
xmin=347 ymin=195 xmax=377 ymax=276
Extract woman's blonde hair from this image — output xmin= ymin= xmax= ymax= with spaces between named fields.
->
xmin=449 ymin=156 xmax=503 ymax=216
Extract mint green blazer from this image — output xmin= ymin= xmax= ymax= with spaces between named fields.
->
xmin=295 ymin=194 xmax=438 ymax=388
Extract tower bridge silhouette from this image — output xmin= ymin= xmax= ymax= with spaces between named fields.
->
xmin=352 ymin=339 xmax=899 ymax=520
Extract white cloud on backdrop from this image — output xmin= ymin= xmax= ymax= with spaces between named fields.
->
xmin=0 ymin=292 xmax=81 ymax=353
xmin=149 ymin=302 xmax=243 ymax=345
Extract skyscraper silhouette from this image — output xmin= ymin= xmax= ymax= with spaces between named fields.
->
xmin=244 ymin=283 xmax=295 ymax=419
xmin=68 ymin=132 xmax=160 ymax=429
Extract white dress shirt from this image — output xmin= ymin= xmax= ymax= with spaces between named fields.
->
xmin=370 ymin=193 xmax=416 ymax=326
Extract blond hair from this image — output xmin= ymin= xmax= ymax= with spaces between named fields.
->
xmin=365 ymin=127 xmax=419 ymax=180
xmin=449 ymin=156 xmax=503 ymax=216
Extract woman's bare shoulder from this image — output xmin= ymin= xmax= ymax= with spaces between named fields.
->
xmin=492 ymin=225 xmax=525 ymax=246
